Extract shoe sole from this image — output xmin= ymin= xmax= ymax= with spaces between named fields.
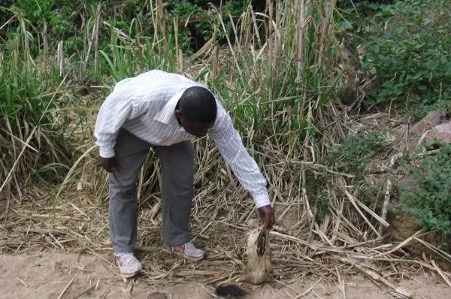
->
xmin=120 ymin=268 xmax=142 ymax=279
xmin=171 ymin=251 xmax=204 ymax=262
xmin=163 ymin=247 xmax=204 ymax=262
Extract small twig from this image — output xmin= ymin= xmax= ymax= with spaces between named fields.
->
xmin=416 ymin=148 xmax=440 ymax=157
xmin=431 ymin=260 xmax=451 ymax=288
xmin=71 ymin=285 xmax=95 ymax=299
xmin=18 ymin=213 xmax=88 ymax=222
xmin=16 ymin=277 xmax=28 ymax=287
xmin=373 ymin=230 xmax=423 ymax=258
xmin=122 ymin=278 xmax=135 ymax=295
xmin=344 ymin=190 xmax=381 ymax=237
xmin=338 ymin=257 xmax=413 ymax=298
xmin=294 ymin=278 xmax=322 ymax=299
xmin=413 ymin=237 xmax=451 ymax=261
xmin=336 ymin=267 xmax=346 ymax=299
xmin=57 ymin=276 xmax=76 ymax=299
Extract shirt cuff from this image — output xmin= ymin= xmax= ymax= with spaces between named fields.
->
xmin=99 ymin=147 xmax=115 ymax=158
xmin=253 ymin=193 xmax=271 ymax=208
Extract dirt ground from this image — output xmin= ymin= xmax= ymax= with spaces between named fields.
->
xmin=1 ymin=251 xmax=449 ymax=299
xmin=1 ymin=111 xmax=450 ymax=298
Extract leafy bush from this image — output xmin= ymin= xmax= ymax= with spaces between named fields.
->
xmin=324 ymin=130 xmax=385 ymax=178
xmin=303 ymin=169 xmax=330 ymax=223
xmin=361 ymin=0 xmax=451 ymax=118
xmin=399 ymin=143 xmax=451 ymax=239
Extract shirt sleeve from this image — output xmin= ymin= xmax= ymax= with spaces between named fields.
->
xmin=209 ymin=108 xmax=270 ymax=208
xmin=94 ymin=85 xmax=145 ymax=158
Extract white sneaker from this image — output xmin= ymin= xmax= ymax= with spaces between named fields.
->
xmin=115 ymin=253 xmax=142 ymax=278
xmin=165 ymin=241 xmax=205 ymax=261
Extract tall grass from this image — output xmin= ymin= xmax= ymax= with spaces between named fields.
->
xmin=0 ymin=10 xmax=72 ymax=198
xmin=2 ymin=1 xmax=345 ymax=220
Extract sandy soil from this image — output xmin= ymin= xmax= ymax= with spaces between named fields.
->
xmin=1 ymin=251 xmax=449 ymax=299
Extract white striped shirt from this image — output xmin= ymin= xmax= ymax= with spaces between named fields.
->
xmin=94 ymin=70 xmax=270 ymax=208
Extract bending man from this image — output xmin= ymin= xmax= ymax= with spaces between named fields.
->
xmin=94 ymin=70 xmax=275 ymax=278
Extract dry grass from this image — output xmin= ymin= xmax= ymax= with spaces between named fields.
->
xmin=1 ymin=112 xmax=450 ymax=296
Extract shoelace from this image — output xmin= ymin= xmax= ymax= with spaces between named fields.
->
xmin=117 ymin=253 xmax=136 ymax=265
xmin=184 ymin=242 xmax=203 ymax=254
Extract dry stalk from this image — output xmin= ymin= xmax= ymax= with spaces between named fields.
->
xmin=55 ymin=144 xmax=97 ymax=200
xmin=72 ymin=285 xmax=96 ymax=299
xmin=249 ymin=5 xmax=262 ymax=48
xmin=346 ymin=190 xmax=389 ymax=228
xmin=337 ymin=257 xmax=413 ymax=298
xmin=344 ymin=190 xmax=381 ymax=237
xmin=296 ymin=0 xmax=306 ymax=82
xmin=156 ymin=0 xmax=166 ymax=49
xmin=373 ymin=230 xmax=423 ymax=258
xmin=266 ymin=0 xmax=274 ymax=103
xmin=82 ymin=5 xmax=101 ymax=74
xmin=378 ymin=178 xmax=392 ymax=235
xmin=431 ymin=260 xmax=451 ymax=287
xmin=317 ymin=0 xmax=337 ymax=68
xmin=214 ymin=7 xmax=242 ymax=78
xmin=57 ymin=276 xmax=77 ymax=299
xmin=413 ymin=237 xmax=451 ymax=261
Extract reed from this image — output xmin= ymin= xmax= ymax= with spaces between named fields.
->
xmin=0 ymin=10 xmax=72 ymax=198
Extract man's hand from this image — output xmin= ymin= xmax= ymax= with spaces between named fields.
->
xmin=258 ymin=205 xmax=275 ymax=230
xmin=98 ymin=156 xmax=116 ymax=172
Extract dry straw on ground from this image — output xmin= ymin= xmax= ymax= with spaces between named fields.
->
xmin=1 ymin=112 xmax=450 ymax=299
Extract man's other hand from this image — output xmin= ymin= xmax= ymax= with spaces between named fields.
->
xmin=98 ymin=156 xmax=116 ymax=172
xmin=258 ymin=205 xmax=275 ymax=230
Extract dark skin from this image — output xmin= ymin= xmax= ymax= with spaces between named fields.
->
xmin=98 ymin=109 xmax=275 ymax=230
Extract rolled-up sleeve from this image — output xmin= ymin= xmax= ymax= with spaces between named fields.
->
xmin=209 ymin=109 xmax=270 ymax=208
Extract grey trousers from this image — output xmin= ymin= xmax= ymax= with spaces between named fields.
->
xmin=109 ymin=128 xmax=194 ymax=253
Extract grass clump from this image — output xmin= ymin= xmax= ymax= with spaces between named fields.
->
xmin=399 ymin=143 xmax=451 ymax=240
xmin=0 ymin=12 xmax=73 ymax=196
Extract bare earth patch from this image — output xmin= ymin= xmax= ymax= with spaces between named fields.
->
xmin=0 ymin=251 xmax=449 ymax=299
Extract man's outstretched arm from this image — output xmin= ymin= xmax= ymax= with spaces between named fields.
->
xmin=210 ymin=109 xmax=275 ymax=229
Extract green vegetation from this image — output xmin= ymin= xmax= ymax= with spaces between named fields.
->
xmin=304 ymin=170 xmax=330 ymax=223
xmin=0 ymin=10 xmax=73 ymax=191
xmin=325 ymin=130 xmax=385 ymax=178
xmin=340 ymin=0 xmax=451 ymax=119
xmin=399 ymin=143 xmax=451 ymax=240
xmin=335 ymin=0 xmax=451 ymax=238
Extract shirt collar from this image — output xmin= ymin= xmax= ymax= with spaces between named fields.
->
xmin=154 ymin=90 xmax=185 ymax=124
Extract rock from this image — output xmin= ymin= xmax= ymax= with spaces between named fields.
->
xmin=410 ymin=109 xmax=449 ymax=137
xmin=147 ymin=292 xmax=168 ymax=299
xmin=399 ymin=110 xmax=450 ymax=153
xmin=424 ymin=121 xmax=451 ymax=144
xmin=398 ymin=176 xmax=418 ymax=192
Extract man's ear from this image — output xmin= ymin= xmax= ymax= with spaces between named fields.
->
xmin=175 ymin=109 xmax=182 ymax=125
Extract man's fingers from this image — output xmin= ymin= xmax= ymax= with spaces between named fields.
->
xmin=98 ymin=156 xmax=115 ymax=172
xmin=266 ymin=214 xmax=275 ymax=230
xmin=258 ymin=205 xmax=275 ymax=230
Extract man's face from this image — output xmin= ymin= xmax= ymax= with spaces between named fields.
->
xmin=175 ymin=111 xmax=213 ymax=137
